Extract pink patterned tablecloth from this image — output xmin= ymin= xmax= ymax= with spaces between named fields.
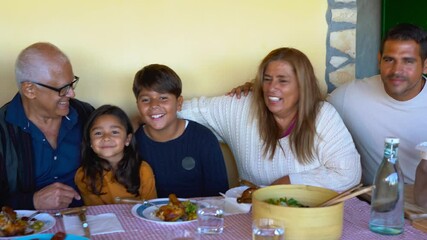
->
xmin=45 ymin=198 xmax=425 ymax=240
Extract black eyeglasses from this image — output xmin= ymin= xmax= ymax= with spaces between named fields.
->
xmin=31 ymin=76 xmax=79 ymax=97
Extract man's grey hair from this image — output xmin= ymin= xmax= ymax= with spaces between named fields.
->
xmin=15 ymin=42 xmax=69 ymax=92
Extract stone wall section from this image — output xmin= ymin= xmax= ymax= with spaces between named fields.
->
xmin=326 ymin=0 xmax=357 ymax=92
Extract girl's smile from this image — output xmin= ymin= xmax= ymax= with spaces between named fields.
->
xmin=90 ymin=114 xmax=131 ymax=167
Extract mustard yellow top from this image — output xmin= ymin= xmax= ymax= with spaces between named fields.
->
xmin=75 ymin=161 xmax=157 ymax=205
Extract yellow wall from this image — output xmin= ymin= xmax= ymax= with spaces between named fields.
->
xmin=0 ymin=0 xmax=327 ymax=116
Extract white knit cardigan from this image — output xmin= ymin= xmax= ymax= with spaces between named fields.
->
xmin=178 ymin=93 xmax=361 ymax=192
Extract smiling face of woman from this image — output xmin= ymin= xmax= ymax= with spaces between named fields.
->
xmin=262 ymin=60 xmax=299 ymax=121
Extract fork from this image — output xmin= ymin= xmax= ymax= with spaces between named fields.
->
xmin=23 ymin=211 xmax=41 ymax=226
xmin=24 ymin=211 xmax=41 ymax=220
xmin=114 ymin=197 xmax=159 ymax=208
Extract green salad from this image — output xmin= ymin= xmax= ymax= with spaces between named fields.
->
xmin=265 ymin=197 xmax=308 ymax=208
xmin=182 ymin=200 xmax=198 ymax=220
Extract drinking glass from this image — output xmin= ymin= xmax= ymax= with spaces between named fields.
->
xmin=196 ymin=199 xmax=225 ymax=234
xmin=252 ymin=218 xmax=285 ymax=240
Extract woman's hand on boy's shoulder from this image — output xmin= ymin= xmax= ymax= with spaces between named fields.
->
xmin=226 ymin=81 xmax=253 ymax=99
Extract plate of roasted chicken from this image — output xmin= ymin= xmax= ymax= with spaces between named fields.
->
xmin=131 ymin=194 xmax=197 ymax=224
xmin=0 ymin=207 xmax=56 ymax=239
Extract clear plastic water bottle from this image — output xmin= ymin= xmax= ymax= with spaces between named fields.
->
xmin=369 ymin=137 xmax=404 ymax=235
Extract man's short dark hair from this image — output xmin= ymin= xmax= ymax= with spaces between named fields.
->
xmin=381 ymin=23 xmax=427 ymax=61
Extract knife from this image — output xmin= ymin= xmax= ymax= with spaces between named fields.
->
xmin=54 ymin=206 xmax=87 ymax=217
xmin=114 ymin=197 xmax=158 ymax=208
xmin=78 ymin=210 xmax=91 ymax=239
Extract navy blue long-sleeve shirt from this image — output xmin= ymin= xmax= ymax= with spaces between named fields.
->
xmin=135 ymin=120 xmax=229 ymax=198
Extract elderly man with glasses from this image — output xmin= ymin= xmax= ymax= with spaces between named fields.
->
xmin=0 ymin=42 xmax=94 ymax=210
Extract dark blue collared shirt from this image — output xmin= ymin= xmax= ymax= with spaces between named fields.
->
xmin=5 ymin=94 xmax=83 ymax=206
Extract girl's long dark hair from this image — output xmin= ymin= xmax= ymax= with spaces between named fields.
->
xmin=80 ymin=104 xmax=142 ymax=196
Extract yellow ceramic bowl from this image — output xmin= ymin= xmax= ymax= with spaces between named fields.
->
xmin=252 ymin=185 xmax=343 ymax=240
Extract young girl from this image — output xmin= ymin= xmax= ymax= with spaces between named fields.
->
xmin=75 ymin=104 xmax=157 ymax=205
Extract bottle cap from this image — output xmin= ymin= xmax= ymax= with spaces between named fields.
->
xmin=385 ymin=137 xmax=399 ymax=144
xmin=416 ymin=142 xmax=427 ymax=160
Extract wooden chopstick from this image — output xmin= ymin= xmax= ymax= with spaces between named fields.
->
xmin=318 ymin=183 xmax=362 ymax=207
xmin=407 ymin=213 xmax=427 ymax=221
xmin=320 ymin=185 xmax=373 ymax=207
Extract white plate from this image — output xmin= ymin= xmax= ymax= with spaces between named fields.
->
xmin=223 ymin=186 xmax=252 ymax=214
xmin=225 ymin=186 xmax=250 ymax=198
xmin=131 ymin=198 xmax=197 ymax=224
xmin=0 ymin=210 xmax=56 ymax=239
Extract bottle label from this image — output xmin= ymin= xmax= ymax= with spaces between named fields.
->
xmin=384 ymin=143 xmax=398 ymax=159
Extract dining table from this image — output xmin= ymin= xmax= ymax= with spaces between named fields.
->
xmin=39 ymin=196 xmax=426 ymax=240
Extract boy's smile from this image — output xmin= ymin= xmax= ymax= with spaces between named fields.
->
xmin=151 ymin=113 xmax=165 ymax=119
xmin=137 ymin=89 xmax=184 ymax=142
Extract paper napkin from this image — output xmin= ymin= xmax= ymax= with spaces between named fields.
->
xmin=224 ymin=197 xmax=252 ymax=214
xmin=63 ymin=213 xmax=124 ymax=236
